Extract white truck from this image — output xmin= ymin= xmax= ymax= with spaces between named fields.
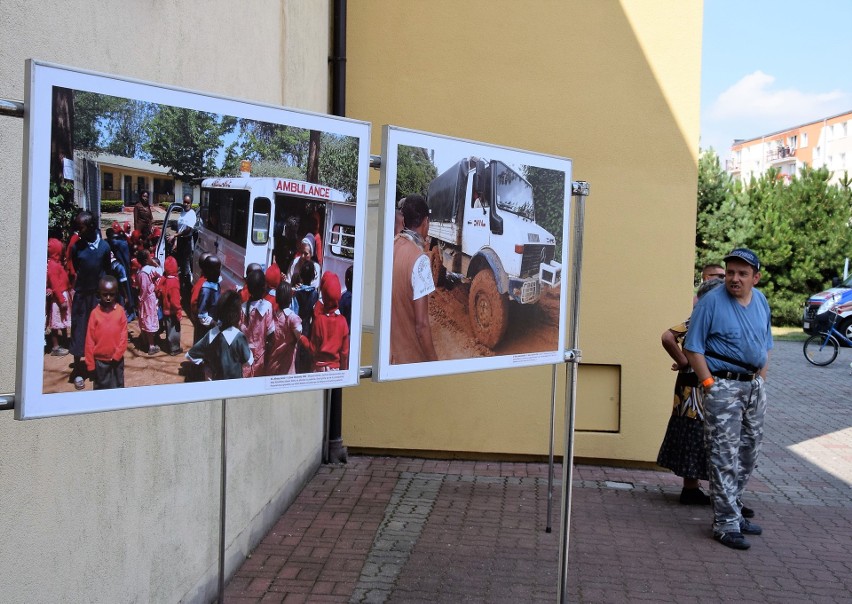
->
xmin=157 ymin=172 xmax=356 ymax=291
xmin=426 ymin=157 xmax=561 ymax=348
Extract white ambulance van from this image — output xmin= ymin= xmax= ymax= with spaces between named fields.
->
xmin=158 ymin=175 xmax=355 ymax=292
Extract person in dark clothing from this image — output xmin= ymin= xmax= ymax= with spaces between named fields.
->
xmin=69 ymin=211 xmax=111 ymax=390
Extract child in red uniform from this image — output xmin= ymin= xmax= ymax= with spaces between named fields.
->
xmin=136 ymin=249 xmax=162 ymax=355
xmin=46 ymin=238 xmax=71 ymax=356
xmin=85 ymin=275 xmax=128 ymax=390
xmin=156 ymin=256 xmax=183 ymax=355
xmin=299 ymin=272 xmax=349 ymax=372
xmin=266 ymin=282 xmax=302 ymax=376
xmin=240 ymin=270 xmax=274 ymax=377
xmin=264 ymin=264 xmax=282 ymax=312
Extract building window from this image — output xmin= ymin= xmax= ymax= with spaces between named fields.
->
xmin=827 ymin=155 xmax=833 ymax=168
xmin=802 ymin=132 xmax=808 ymax=147
xmin=841 ymin=153 xmax=846 ymax=168
xmin=103 ymin=172 xmax=114 ymax=191
xmin=789 ymin=135 xmax=797 ymax=149
xmin=841 ymin=122 xmax=848 ymax=138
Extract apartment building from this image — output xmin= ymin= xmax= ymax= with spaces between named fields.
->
xmin=726 ymin=110 xmax=852 ymax=185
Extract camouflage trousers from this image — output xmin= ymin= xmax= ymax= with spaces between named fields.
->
xmin=703 ymin=375 xmax=767 ymax=535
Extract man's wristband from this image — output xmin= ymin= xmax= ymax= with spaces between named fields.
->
xmin=701 ymin=377 xmax=715 ymax=388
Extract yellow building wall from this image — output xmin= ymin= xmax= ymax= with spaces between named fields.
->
xmin=344 ymin=0 xmax=703 ymax=462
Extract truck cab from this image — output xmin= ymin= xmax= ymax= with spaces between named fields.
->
xmin=426 ymin=157 xmax=561 ymax=348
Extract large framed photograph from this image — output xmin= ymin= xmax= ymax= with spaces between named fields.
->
xmin=374 ymin=126 xmax=572 ymax=381
xmin=17 ymin=61 xmax=371 ymax=419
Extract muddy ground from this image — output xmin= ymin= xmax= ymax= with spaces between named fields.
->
xmin=43 ymin=314 xmax=199 ymax=393
xmin=428 ymin=282 xmax=561 ymax=360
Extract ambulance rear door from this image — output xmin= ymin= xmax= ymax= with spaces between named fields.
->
xmin=323 ymin=200 xmax=356 ymax=288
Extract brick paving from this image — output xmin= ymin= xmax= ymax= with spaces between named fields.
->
xmin=224 ymin=341 xmax=852 ymax=603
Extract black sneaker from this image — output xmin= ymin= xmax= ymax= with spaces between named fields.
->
xmin=714 ymin=531 xmax=751 ymax=550
xmin=739 ymin=518 xmax=762 ymax=535
xmin=679 ymin=487 xmax=711 ymax=505
xmin=740 ymin=504 xmax=755 ymax=518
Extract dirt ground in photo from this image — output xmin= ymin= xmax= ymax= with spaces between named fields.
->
xmin=428 ymin=282 xmax=561 ymax=359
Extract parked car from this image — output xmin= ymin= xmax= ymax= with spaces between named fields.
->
xmin=802 ymin=274 xmax=852 ymax=343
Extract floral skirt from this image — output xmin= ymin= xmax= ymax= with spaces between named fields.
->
xmin=657 ymin=371 xmax=708 ymax=480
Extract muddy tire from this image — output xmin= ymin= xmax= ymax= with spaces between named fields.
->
xmin=468 ymin=270 xmax=509 ymax=348
xmin=429 ymin=246 xmax=446 ymax=287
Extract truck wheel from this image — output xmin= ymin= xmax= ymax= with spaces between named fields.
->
xmin=468 ymin=270 xmax=508 ymax=348
xmin=429 ymin=246 xmax=445 ymax=287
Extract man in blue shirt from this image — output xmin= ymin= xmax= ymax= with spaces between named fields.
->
xmin=684 ymin=248 xmax=772 ymax=550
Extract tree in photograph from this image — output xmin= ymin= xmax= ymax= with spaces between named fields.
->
xmin=72 ymin=92 xmax=151 ymax=156
xmin=306 ymin=130 xmax=321 ymax=183
xmin=318 ymin=133 xmax=358 ymax=201
xmin=395 ymin=145 xmax=437 ymax=201
xmin=72 ymin=90 xmax=116 ymax=152
xmin=246 ymin=160 xmax=305 ymax=180
xmin=524 ymin=166 xmax=565 ymax=261
xmin=48 ymin=180 xmax=77 ymax=243
xmin=48 ymin=87 xmax=77 ymax=237
xmin=218 ymin=141 xmax=242 ymax=177
xmin=143 ymin=108 xmax=235 ymax=182
xmin=103 ymin=99 xmax=156 ymax=158
xmin=238 ymin=120 xmax=311 ymax=168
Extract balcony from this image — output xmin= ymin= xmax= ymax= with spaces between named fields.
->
xmin=766 ymin=146 xmax=796 ymax=163
xmin=725 ymin=159 xmax=741 ymax=172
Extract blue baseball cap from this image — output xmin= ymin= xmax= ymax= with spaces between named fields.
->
xmin=724 ymin=248 xmax=760 ymax=270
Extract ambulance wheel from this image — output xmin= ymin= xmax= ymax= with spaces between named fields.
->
xmin=468 ymin=270 xmax=508 ymax=349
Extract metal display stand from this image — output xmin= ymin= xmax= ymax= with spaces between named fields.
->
xmin=556 ymin=181 xmax=589 ymax=603
xmin=217 ymin=399 xmax=227 ymax=604
xmin=3 ymin=93 xmax=590 ymax=601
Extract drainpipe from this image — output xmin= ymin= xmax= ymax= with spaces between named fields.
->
xmin=331 ymin=0 xmax=347 ymax=117
xmin=326 ymin=0 xmax=348 ymax=464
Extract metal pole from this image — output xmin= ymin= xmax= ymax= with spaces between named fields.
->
xmin=556 ymin=182 xmax=589 ymax=603
xmin=323 ymin=389 xmax=332 ymax=463
xmin=217 ymin=399 xmax=227 ymax=604
xmin=0 ymin=394 xmax=14 ymax=411
xmin=0 ymin=98 xmax=24 ymax=118
xmin=545 ymin=364 xmax=557 ymax=533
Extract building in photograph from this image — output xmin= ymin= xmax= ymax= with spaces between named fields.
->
xmin=89 ymin=153 xmax=186 ymax=206
xmin=726 ymin=109 xmax=852 ymax=184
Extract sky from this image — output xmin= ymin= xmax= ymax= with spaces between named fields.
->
xmin=701 ymin=0 xmax=852 ymax=158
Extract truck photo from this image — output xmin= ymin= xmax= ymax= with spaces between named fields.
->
xmin=426 ymin=157 xmax=561 ymax=348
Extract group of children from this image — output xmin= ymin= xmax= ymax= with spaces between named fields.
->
xmin=184 ymin=254 xmax=352 ymax=381
xmin=47 ymin=211 xmax=352 ymax=390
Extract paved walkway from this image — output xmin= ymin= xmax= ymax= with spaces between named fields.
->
xmin=224 ymin=341 xmax=852 ymax=603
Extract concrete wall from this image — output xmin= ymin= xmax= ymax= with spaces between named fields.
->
xmin=0 ymin=1 xmax=329 ymax=602
xmin=344 ymin=0 xmax=704 ymax=462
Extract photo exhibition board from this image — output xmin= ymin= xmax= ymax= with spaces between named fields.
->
xmin=374 ymin=126 xmax=572 ymax=382
xmin=17 ymin=60 xmax=371 ymax=419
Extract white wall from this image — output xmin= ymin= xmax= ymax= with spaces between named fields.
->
xmin=0 ymin=1 xmax=330 ymax=602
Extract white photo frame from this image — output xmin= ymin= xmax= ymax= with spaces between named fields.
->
xmin=17 ymin=60 xmax=371 ymax=419
xmin=374 ymin=126 xmax=572 ymax=382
